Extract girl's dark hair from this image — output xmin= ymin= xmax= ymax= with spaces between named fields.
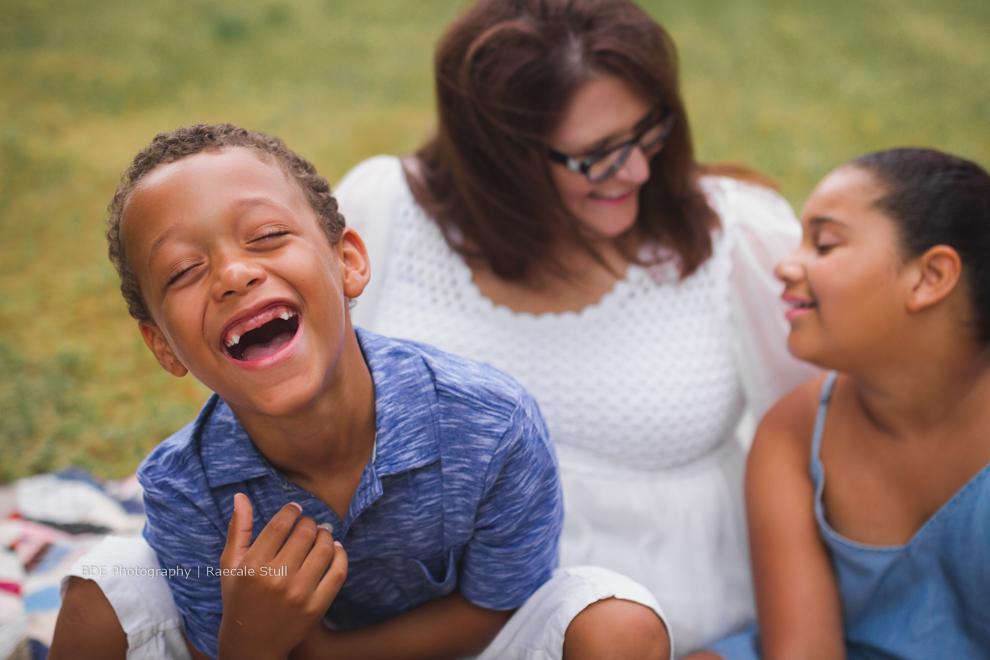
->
xmin=852 ymin=148 xmax=990 ymax=342
xmin=413 ymin=0 xmax=720 ymax=281
xmin=107 ymin=123 xmax=343 ymax=323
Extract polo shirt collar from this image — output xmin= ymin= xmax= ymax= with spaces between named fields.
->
xmin=356 ymin=329 xmax=441 ymax=477
xmin=200 ymin=329 xmax=441 ymax=489
xmin=199 ymin=396 xmax=271 ymax=489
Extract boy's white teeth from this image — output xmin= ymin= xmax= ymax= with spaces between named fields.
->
xmin=223 ymin=305 xmax=297 ymax=350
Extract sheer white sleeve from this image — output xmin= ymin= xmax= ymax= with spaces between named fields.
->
xmin=704 ymin=177 xmax=820 ymax=448
xmin=333 ymin=155 xmax=406 ymax=330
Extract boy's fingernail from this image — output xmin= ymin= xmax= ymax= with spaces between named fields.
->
xmin=289 ymin=502 xmax=303 ymax=513
xmin=334 ymin=541 xmax=343 ymax=548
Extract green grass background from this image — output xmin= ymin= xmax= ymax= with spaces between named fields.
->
xmin=1 ymin=0 xmax=988 ymax=482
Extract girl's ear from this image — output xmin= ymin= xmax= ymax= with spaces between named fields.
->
xmin=905 ymin=245 xmax=962 ymax=313
xmin=338 ymin=227 xmax=371 ymax=299
xmin=139 ymin=321 xmax=189 ymax=377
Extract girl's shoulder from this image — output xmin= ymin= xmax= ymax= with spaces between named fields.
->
xmin=749 ymin=374 xmax=831 ymax=476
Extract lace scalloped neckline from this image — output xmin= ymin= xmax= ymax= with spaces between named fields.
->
xmin=446 ymin=245 xmax=692 ymax=325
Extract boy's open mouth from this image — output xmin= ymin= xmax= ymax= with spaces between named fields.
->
xmin=222 ymin=304 xmax=300 ymax=362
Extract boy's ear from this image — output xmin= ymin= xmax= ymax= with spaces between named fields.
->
xmin=139 ymin=321 xmax=189 ymax=377
xmin=338 ymin=227 xmax=371 ymax=299
xmin=905 ymin=245 xmax=962 ymax=313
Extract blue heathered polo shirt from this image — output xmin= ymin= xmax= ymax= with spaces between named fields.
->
xmin=138 ymin=329 xmax=563 ymax=659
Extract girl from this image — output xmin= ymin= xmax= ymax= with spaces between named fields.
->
xmin=703 ymin=148 xmax=990 ymax=659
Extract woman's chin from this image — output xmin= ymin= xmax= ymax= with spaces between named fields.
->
xmin=580 ymin=207 xmax=639 ymax=240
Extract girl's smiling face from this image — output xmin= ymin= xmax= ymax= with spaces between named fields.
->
xmin=775 ymin=165 xmax=914 ymax=369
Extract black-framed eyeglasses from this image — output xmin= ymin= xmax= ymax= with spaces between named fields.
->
xmin=548 ymin=109 xmax=675 ymax=184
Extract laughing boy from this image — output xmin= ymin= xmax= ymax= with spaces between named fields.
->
xmin=84 ymin=123 xmax=562 ymax=659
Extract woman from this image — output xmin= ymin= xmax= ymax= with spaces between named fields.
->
xmin=336 ymin=0 xmax=816 ymax=654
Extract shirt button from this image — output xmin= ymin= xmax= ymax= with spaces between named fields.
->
xmin=320 ymin=522 xmax=334 ymax=534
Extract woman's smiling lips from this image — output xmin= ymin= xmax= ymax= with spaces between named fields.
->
xmin=782 ymin=292 xmax=816 ymax=320
xmin=588 ymin=188 xmax=636 ymax=205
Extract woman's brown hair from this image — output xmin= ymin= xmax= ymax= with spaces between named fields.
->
xmin=413 ymin=0 xmax=720 ymax=281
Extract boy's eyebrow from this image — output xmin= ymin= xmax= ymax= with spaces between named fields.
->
xmin=232 ymin=197 xmax=291 ymax=213
xmin=147 ymin=197 xmax=292 ymax=261
xmin=148 ymin=228 xmax=175 ymax=262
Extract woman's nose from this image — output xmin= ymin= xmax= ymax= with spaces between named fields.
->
xmin=614 ymin=145 xmax=652 ymax=186
xmin=213 ymin=257 xmax=267 ymax=299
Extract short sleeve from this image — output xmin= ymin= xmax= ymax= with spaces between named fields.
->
xmin=140 ymin=467 xmax=226 ymax=659
xmin=705 ymin=177 xmax=820 ymax=448
xmin=334 ymin=155 xmax=408 ymax=330
xmin=458 ymin=395 xmax=563 ymax=610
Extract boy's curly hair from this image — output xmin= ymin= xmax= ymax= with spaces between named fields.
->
xmin=107 ymin=123 xmax=344 ymax=323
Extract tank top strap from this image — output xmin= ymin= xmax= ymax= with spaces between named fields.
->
xmin=810 ymin=372 xmax=839 ymax=471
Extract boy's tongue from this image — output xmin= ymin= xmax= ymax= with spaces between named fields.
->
xmin=241 ymin=330 xmax=294 ymax=362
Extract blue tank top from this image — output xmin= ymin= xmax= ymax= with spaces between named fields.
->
xmin=710 ymin=372 xmax=990 ymax=660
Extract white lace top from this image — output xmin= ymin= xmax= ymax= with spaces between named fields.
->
xmin=337 ymin=156 xmax=817 ymax=470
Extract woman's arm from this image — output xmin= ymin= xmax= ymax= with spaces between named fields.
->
xmin=333 ymin=155 xmax=406 ymax=330
xmin=715 ymin=177 xmax=819 ymax=444
xmin=746 ymin=381 xmax=845 ymax=660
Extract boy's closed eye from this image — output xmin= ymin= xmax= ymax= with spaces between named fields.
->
xmin=166 ymin=261 xmax=202 ymax=287
xmin=162 ymin=227 xmax=292 ymax=288
xmin=249 ymin=226 xmax=292 ymax=245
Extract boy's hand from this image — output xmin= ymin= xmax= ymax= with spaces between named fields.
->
xmin=217 ymin=494 xmax=348 ymax=660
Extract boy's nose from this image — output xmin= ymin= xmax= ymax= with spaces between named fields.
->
xmin=214 ymin=259 xmax=267 ymax=299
